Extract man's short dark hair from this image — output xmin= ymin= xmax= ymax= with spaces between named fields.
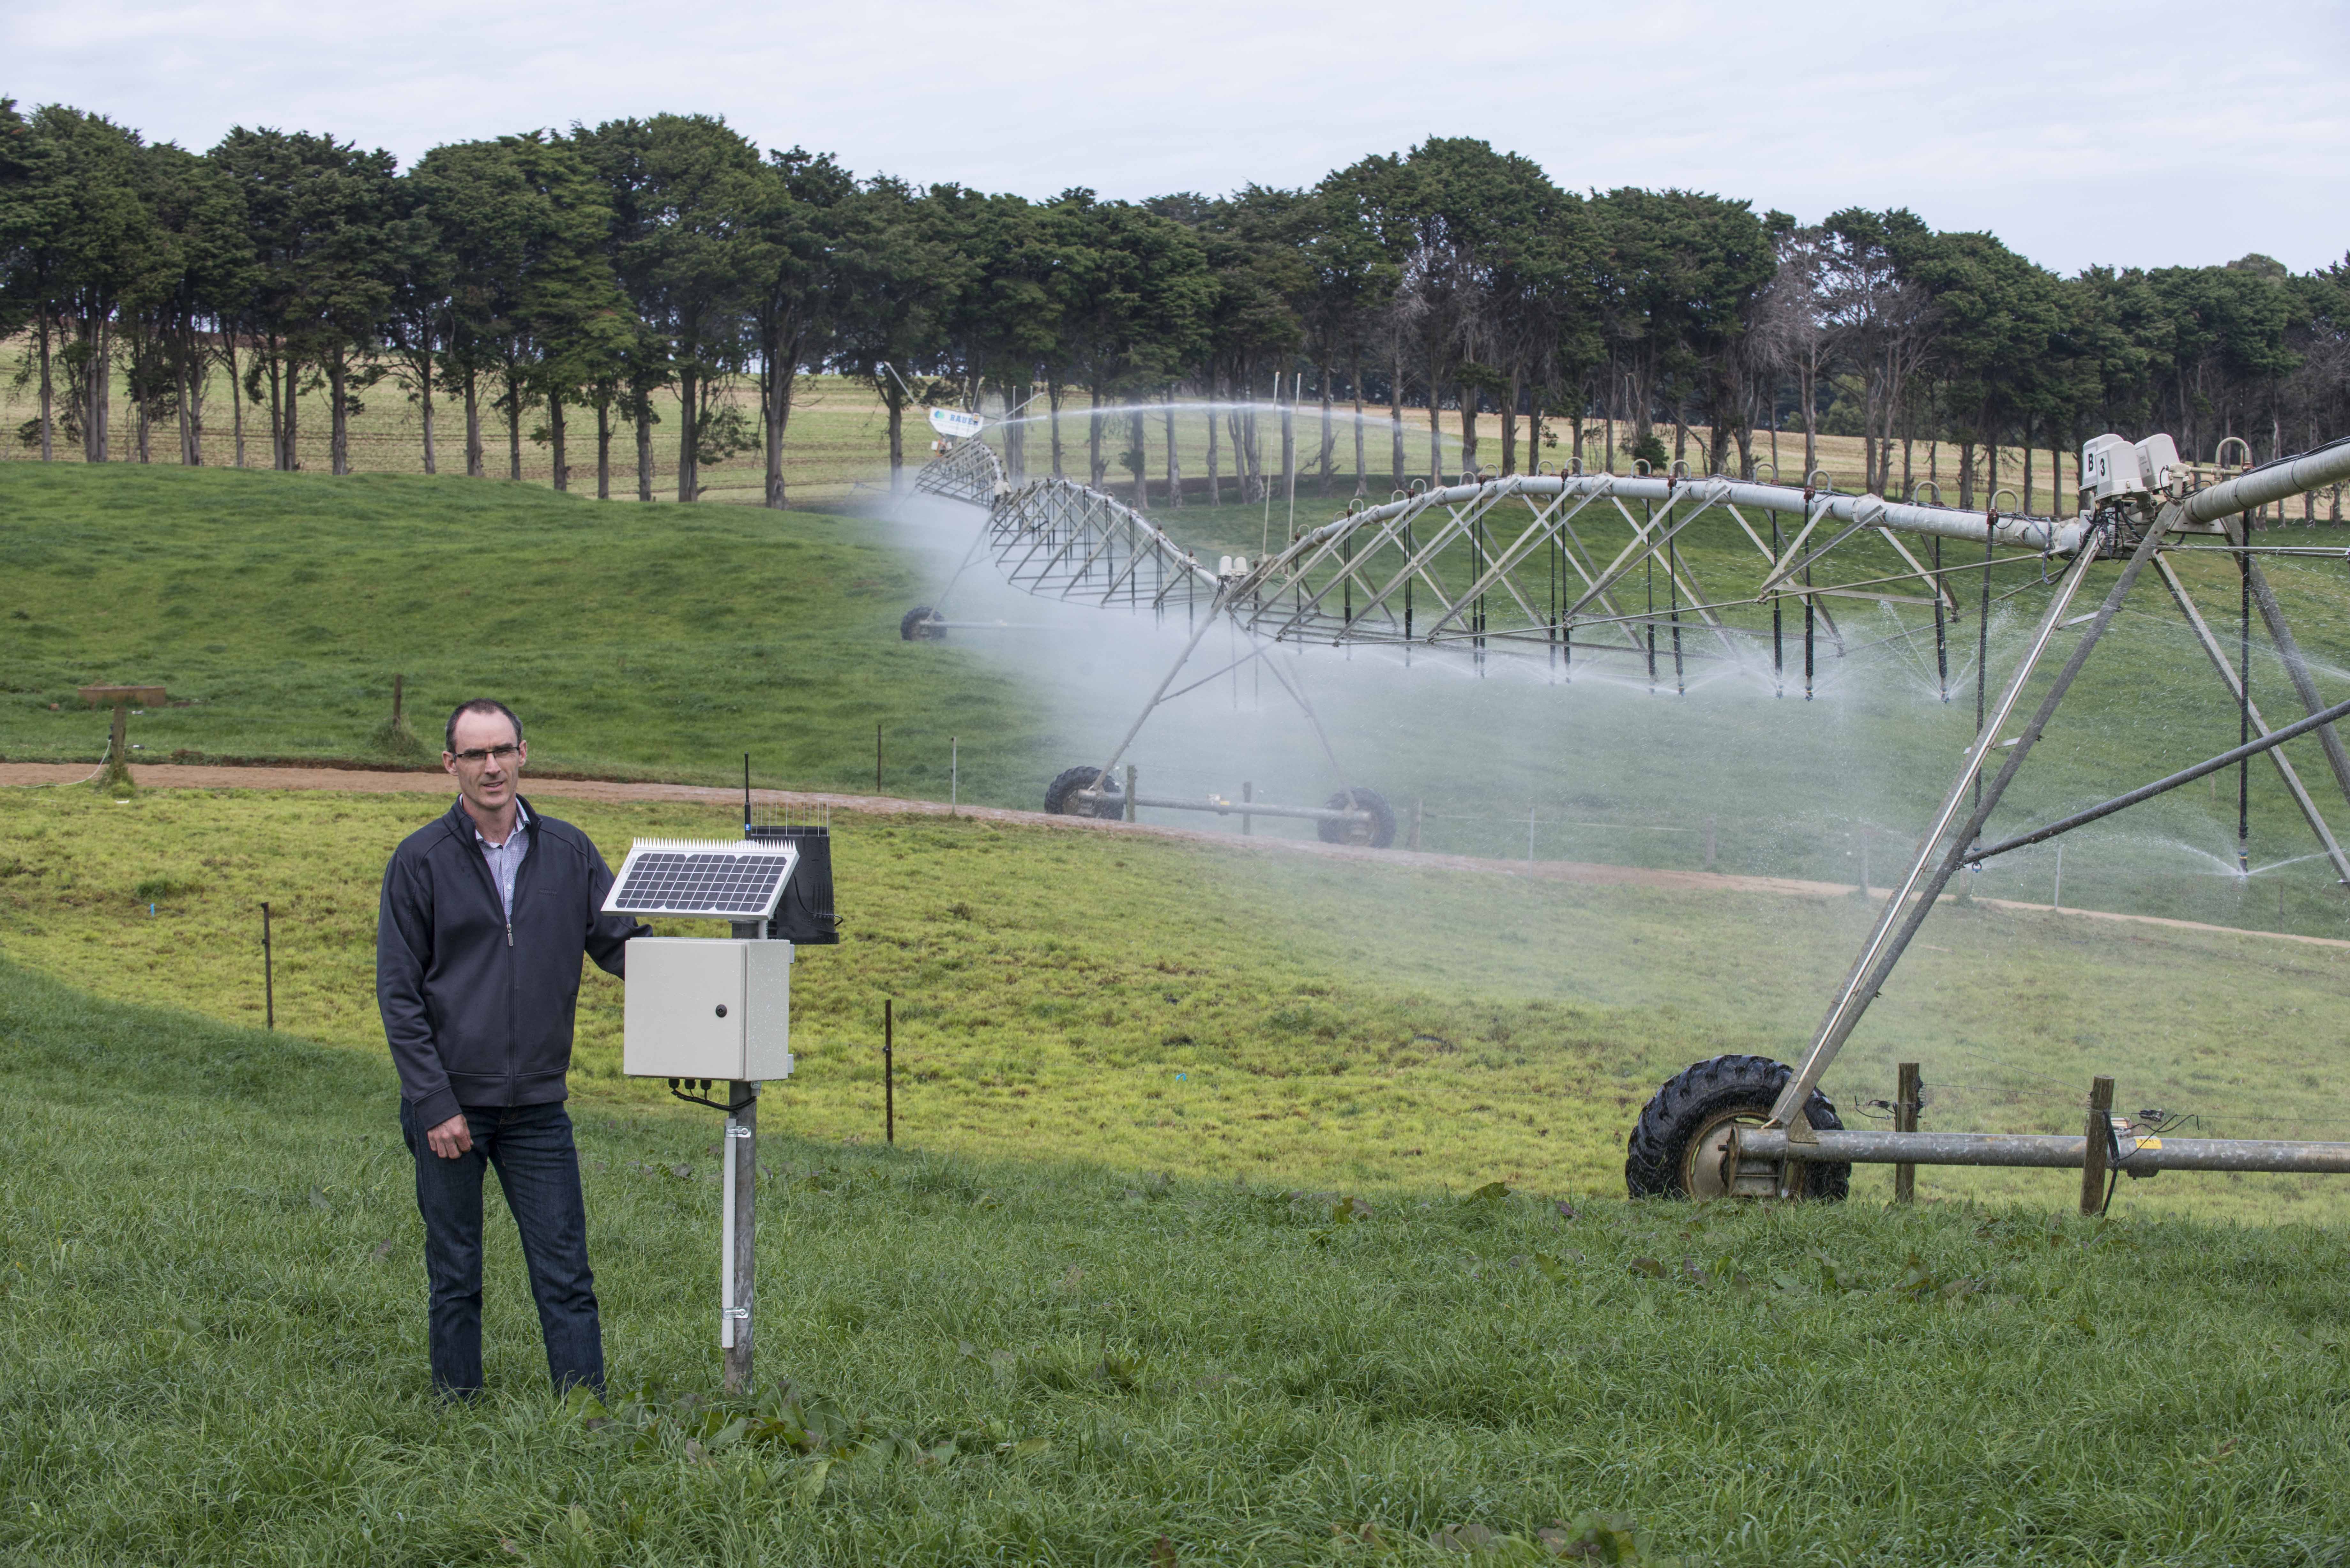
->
xmin=445 ymin=699 xmax=524 ymax=753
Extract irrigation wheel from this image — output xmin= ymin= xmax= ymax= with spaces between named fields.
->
xmin=1316 ymin=786 xmax=1397 ymax=849
xmin=900 ymin=605 xmax=947 ymax=641
xmin=1043 ymin=765 xmax=1125 ymax=819
xmin=1624 ymin=1054 xmax=1850 ymax=1201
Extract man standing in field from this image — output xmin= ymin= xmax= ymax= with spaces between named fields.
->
xmin=376 ymin=699 xmax=645 ymax=1398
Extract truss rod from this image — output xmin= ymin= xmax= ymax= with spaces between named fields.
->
xmin=2156 ymin=556 xmax=2350 ymax=885
xmin=1963 ymin=693 xmax=2350 ymax=866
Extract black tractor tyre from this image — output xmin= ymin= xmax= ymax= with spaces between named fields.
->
xmin=1044 ymin=765 xmax=1124 ymax=820
xmin=1317 ymin=786 xmax=1397 ymax=849
xmin=901 ymin=605 xmax=947 ymax=642
xmin=1624 ymin=1054 xmax=1850 ymax=1202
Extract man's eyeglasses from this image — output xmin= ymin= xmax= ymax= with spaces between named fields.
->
xmin=452 ymin=744 xmax=522 ymax=765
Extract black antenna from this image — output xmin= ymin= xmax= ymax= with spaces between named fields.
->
xmin=742 ymin=752 xmax=751 ymax=835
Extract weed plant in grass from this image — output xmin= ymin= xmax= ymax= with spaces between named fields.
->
xmin=6 ymin=786 xmax=2349 ymax=1224
xmin=6 ymin=958 xmax=2350 ymax=1565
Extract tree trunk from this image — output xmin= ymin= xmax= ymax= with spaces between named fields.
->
xmin=886 ymin=389 xmax=904 ymax=491
xmin=761 ymin=349 xmax=790 ymax=508
xmin=1603 ymin=373 xmax=1618 ymax=472
xmin=34 ymin=313 xmax=54 ymax=461
xmin=1351 ymin=349 xmax=1367 ymax=497
xmin=1799 ymin=363 xmax=1817 ymax=482
xmin=419 ymin=349 xmax=437 ymax=476
xmin=265 ymin=342 xmax=285 ymax=471
xmin=1164 ymin=390 xmax=1182 ymax=508
xmin=1317 ymin=362 xmax=1334 ymax=497
xmin=1958 ymin=439 xmax=1976 ymax=511
xmin=226 ymin=337 xmax=244 ymax=469
xmin=1131 ymin=408 xmax=1149 ymax=510
xmin=597 ymin=399 xmax=612 ymax=500
xmin=676 ymin=370 xmax=698 ymax=502
xmin=634 ymin=391 xmax=654 ymax=501
xmin=1204 ymin=373 xmax=1221 ymax=504
xmin=86 ymin=317 xmax=111 ymax=464
xmin=1389 ymin=355 xmax=1405 ymax=491
xmin=1278 ymin=377 xmax=1294 ymax=525
xmin=505 ymin=374 xmax=523 ymax=481
xmin=1047 ymin=378 xmax=1064 ymax=478
xmin=1427 ymin=393 xmax=1442 ymax=486
xmin=1460 ymin=385 xmax=1479 ymax=473
xmin=464 ymin=369 xmax=483 ymax=478
xmin=180 ymin=350 xmax=202 ymax=465
xmin=1087 ymin=383 xmax=1104 ymax=489
xmin=174 ymin=353 xmax=191 ymax=465
xmin=550 ymin=395 xmax=568 ymax=492
xmin=329 ymin=352 xmax=349 ymax=476
xmin=765 ymin=359 xmax=799 ymax=509
xmin=1501 ymin=369 xmax=1519 ymax=475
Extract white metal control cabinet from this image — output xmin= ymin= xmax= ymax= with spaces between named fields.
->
xmin=623 ymin=937 xmax=795 ymax=1082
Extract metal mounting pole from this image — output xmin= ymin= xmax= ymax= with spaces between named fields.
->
xmin=1768 ymin=509 xmax=2165 ymax=1128
xmin=721 ymin=1082 xmax=757 ymax=1393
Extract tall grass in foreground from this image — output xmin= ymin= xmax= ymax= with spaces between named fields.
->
xmin=4 ymin=959 xmax=2349 ymax=1565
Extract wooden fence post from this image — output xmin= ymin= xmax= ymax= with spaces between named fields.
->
xmin=2080 ymin=1075 xmax=2115 ymax=1216
xmin=1894 ymin=1061 xmax=1919 ymax=1203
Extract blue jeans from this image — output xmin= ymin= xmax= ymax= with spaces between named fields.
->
xmin=400 ymin=1099 xmax=604 ymax=1398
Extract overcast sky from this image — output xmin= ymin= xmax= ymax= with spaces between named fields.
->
xmin=8 ymin=0 xmax=2345 ymax=276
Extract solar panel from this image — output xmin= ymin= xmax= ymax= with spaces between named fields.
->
xmin=604 ymin=838 xmax=799 ymax=920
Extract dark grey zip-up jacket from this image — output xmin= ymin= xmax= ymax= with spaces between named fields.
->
xmin=377 ymin=795 xmax=647 ymax=1130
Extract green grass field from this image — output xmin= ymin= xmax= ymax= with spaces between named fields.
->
xmin=12 ymin=458 xmax=2350 ymax=949
xmin=0 ymin=461 xmax=1056 ymax=801
xmin=8 ymin=456 xmax=2350 ymax=1560
xmin=5 ymin=784 xmax=2347 ymax=1221
xmin=8 ymin=956 xmax=2350 ymax=1565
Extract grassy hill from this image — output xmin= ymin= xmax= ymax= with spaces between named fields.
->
xmin=13 ymin=459 xmax=2350 ymax=941
xmin=6 ymin=956 xmax=2350 ymax=1564
xmin=0 ymin=462 xmax=1055 ymax=803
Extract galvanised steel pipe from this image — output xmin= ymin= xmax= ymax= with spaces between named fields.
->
xmin=1263 ymin=475 xmax=2087 ymax=593
xmin=1080 ymin=789 xmax=1370 ymax=826
xmin=1125 ymin=792 xmax=1368 ymax=825
xmin=1737 ymin=1127 xmax=2350 ymax=1174
xmin=2186 ymin=438 xmax=2350 ymax=525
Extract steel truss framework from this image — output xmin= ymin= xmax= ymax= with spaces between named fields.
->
xmin=913 ymin=433 xmax=2350 ymax=1177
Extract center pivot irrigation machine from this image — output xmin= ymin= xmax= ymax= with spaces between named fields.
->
xmin=610 ymin=783 xmax=839 ymax=1391
xmin=906 ymin=404 xmax=2350 ymax=1205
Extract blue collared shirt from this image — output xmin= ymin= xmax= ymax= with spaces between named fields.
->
xmin=471 ymin=798 xmax=530 ymax=920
